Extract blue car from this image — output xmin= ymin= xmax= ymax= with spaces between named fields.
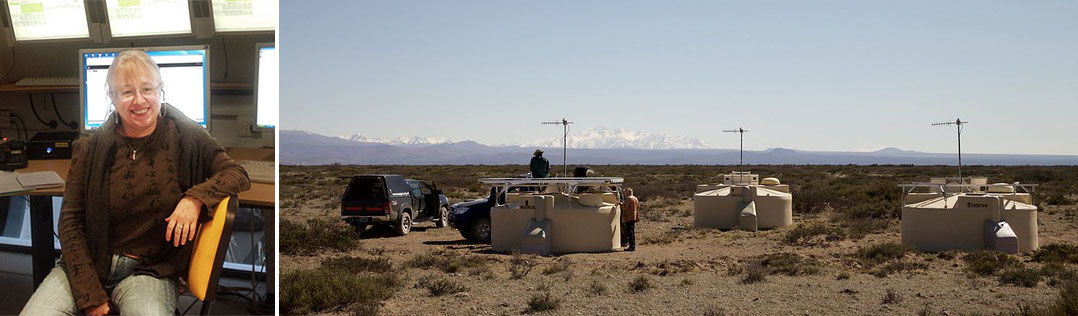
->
xmin=448 ymin=187 xmax=504 ymax=243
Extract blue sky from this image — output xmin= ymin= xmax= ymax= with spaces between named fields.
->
xmin=282 ymin=1 xmax=1077 ymax=155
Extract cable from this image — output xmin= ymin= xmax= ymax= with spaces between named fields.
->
xmin=9 ymin=116 xmax=19 ymax=141
xmin=221 ymin=38 xmax=229 ymax=80
xmin=249 ymin=208 xmax=256 ymax=301
xmin=27 ymin=94 xmax=59 ymax=129
xmin=11 ymin=113 xmax=27 ymax=141
xmin=0 ymin=46 xmax=14 ymax=83
xmin=182 ymin=299 xmax=197 ymax=312
xmin=50 ymin=93 xmax=79 ymax=130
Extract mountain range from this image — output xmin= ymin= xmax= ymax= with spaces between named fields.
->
xmin=339 ymin=127 xmax=711 ymax=149
xmin=280 ymin=129 xmax=1078 ymax=166
xmin=521 ymin=127 xmax=713 ymax=149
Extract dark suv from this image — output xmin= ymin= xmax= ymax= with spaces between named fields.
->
xmin=448 ymin=187 xmax=505 ymax=243
xmin=340 ymin=175 xmax=450 ymax=236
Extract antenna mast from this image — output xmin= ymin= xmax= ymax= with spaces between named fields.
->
xmin=932 ymin=118 xmax=968 ymax=186
xmin=722 ymin=128 xmax=748 ymax=183
xmin=541 ymin=118 xmax=573 ymax=177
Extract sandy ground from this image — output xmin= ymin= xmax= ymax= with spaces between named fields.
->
xmin=281 ymin=198 xmax=1078 ymax=316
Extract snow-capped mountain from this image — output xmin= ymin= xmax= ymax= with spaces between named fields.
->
xmin=341 ymin=133 xmax=387 ymax=143
xmin=339 ymin=133 xmax=452 ymax=145
xmin=388 ymin=136 xmax=452 ymax=145
xmin=522 ymin=127 xmax=713 ymax=150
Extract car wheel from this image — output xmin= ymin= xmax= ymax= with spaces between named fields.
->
xmin=436 ymin=206 xmax=449 ymax=228
xmin=396 ymin=212 xmax=412 ymax=236
xmin=470 ymin=217 xmax=491 ymax=243
xmin=460 ymin=228 xmax=474 ymax=242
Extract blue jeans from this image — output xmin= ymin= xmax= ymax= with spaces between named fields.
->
xmin=21 ymin=255 xmax=177 ymax=316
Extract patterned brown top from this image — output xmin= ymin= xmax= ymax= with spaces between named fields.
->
xmin=58 ymin=118 xmax=250 ymax=310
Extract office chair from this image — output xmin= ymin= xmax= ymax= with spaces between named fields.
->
xmin=185 ymin=195 xmax=238 ymax=315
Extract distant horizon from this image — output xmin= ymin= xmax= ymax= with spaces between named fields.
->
xmin=280 ymin=129 xmax=1078 ymax=157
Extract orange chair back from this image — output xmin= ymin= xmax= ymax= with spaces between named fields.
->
xmin=187 ymin=195 xmax=237 ymax=301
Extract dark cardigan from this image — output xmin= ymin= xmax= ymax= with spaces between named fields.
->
xmin=64 ymin=104 xmax=227 ymax=308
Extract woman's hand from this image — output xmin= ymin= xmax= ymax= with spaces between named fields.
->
xmin=165 ymin=196 xmax=203 ymax=247
xmin=85 ymin=302 xmax=110 ymax=316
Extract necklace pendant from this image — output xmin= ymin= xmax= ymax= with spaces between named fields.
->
xmin=130 ymin=151 xmax=136 ymax=160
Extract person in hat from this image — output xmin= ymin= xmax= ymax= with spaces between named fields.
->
xmin=530 ymin=149 xmax=550 ymax=178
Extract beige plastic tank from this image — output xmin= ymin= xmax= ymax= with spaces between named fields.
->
xmin=490 ymin=189 xmax=621 ymax=254
xmin=901 ymin=193 xmax=1038 ymax=252
xmin=694 ymin=176 xmax=793 ymax=231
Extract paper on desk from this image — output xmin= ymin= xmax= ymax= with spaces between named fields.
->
xmin=0 ymin=171 xmax=32 ymax=195
xmin=16 ymin=171 xmax=65 ymax=189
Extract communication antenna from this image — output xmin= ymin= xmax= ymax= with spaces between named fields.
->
xmin=723 ymin=127 xmax=748 ymax=183
xmin=932 ymin=118 xmax=968 ymax=186
xmin=541 ymin=118 xmax=573 ymax=177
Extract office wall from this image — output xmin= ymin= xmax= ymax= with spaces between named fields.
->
xmin=0 ymin=32 xmax=274 ymax=148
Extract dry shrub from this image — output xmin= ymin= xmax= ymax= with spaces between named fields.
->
xmin=525 ymin=291 xmax=561 ymax=313
xmin=843 ymin=218 xmax=890 ymax=239
xmin=281 ymin=268 xmax=400 ymax=316
xmin=1041 ymin=263 xmax=1078 ymax=286
xmin=962 ymin=250 xmax=1022 ymax=276
xmin=756 ymin=253 xmax=821 ymax=276
xmin=703 ymin=306 xmax=727 ymax=316
xmin=742 ymin=261 xmax=767 ymax=284
xmin=999 ymin=267 xmax=1041 ymax=287
xmin=882 ymin=288 xmax=902 ymax=305
xmin=856 ymin=242 xmax=912 ymax=266
xmin=726 ymin=264 xmax=743 ymax=276
xmin=510 ymin=251 xmax=537 ymax=279
xmin=628 ymin=275 xmax=653 ymax=293
xmin=587 ymin=280 xmax=608 ymax=296
xmin=542 ymin=258 xmax=572 ymax=275
xmin=1027 ymin=281 xmax=1078 ymax=316
xmin=783 ymin=223 xmax=846 ymax=246
xmin=1033 ymin=243 xmax=1078 ymax=265
xmin=679 ymin=278 xmax=694 ymax=287
xmin=320 ymin=256 xmax=391 ymax=274
xmin=649 ymin=260 xmax=696 ymax=276
xmin=416 ymin=274 xmax=467 ymax=296
xmin=280 ymin=218 xmax=358 ymax=256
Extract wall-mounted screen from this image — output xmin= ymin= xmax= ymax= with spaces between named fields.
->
xmin=80 ymin=45 xmax=210 ymax=130
xmin=212 ymin=0 xmax=276 ymax=33
xmin=105 ymin=0 xmax=191 ymax=38
xmin=5 ymin=0 xmax=89 ymax=41
xmin=255 ymin=43 xmax=277 ymax=128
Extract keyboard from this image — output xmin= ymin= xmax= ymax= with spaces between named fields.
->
xmin=15 ymin=76 xmax=79 ymax=87
xmin=238 ymin=160 xmax=275 ymax=184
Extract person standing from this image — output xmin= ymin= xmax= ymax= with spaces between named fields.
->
xmin=621 ymin=188 xmax=640 ymax=251
xmin=530 ymin=149 xmax=550 ymax=178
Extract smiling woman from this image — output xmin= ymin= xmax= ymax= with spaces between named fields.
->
xmin=19 ymin=50 xmax=251 ymax=316
xmin=105 ymin=52 xmax=164 ymax=139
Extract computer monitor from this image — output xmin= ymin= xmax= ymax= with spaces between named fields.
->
xmin=79 ymin=45 xmax=210 ymax=130
xmin=212 ymin=0 xmax=276 ymax=33
xmin=104 ymin=0 xmax=191 ymax=38
xmin=255 ymin=43 xmax=276 ymax=128
xmin=4 ymin=0 xmax=90 ymax=41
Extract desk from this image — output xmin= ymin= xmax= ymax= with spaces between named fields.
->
xmin=22 ymin=148 xmax=275 ymax=288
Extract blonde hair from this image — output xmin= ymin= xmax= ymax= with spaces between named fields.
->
xmin=105 ymin=50 xmax=163 ymax=96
